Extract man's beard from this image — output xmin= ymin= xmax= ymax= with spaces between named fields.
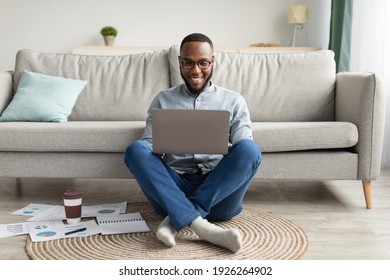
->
xmin=180 ymin=66 xmax=213 ymax=95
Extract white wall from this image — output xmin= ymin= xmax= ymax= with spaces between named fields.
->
xmin=0 ymin=0 xmax=330 ymax=72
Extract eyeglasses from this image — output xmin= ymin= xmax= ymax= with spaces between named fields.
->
xmin=179 ymin=57 xmax=213 ymax=70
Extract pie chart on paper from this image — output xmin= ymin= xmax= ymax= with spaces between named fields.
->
xmin=34 ymin=225 xmax=48 ymax=230
xmin=98 ymin=209 xmax=116 ymax=214
xmin=36 ymin=231 xmax=57 ymax=237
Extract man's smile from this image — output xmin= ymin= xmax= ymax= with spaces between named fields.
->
xmin=189 ymin=76 xmax=204 ymax=84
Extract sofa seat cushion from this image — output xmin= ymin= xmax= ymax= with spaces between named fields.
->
xmin=0 ymin=121 xmax=144 ymax=152
xmin=0 ymin=121 xmax=358 ymax=153
xmin=252 ymin=122 xmax=358 ymax=152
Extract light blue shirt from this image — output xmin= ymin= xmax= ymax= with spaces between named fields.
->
xmin=141 ymin=83 xmax=253 ymax=174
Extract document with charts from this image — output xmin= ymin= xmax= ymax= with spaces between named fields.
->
xmin=96 ymin=212 xmax=150 ymax=235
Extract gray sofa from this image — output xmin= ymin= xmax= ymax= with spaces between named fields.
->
xmin=0 ymin=47 xmax=385 ymax=209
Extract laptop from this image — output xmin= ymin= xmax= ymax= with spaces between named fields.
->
xmin=152 ymin=109 xmax=230 ymax=155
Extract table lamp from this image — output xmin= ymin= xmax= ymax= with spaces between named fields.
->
xmin=288 ymin=4 xmax=308 ymax=47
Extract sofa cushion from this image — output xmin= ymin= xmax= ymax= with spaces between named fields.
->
xmin=0 ymin=121 xmax=144 ymax=152
xmin=169 ymin=45 xmax=336 ymax=122
xmin=13 ymin=50 xmax=171 ymax=121
xmin=252 ymin=122 xmax=358 ymax=152
xmin=0 ymin=71 xmax=87 ymax=122
xmin=0 ymin=121 xmax=357 ymax=153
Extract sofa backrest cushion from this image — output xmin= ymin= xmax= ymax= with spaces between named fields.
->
xmin=169 ymin=45 xmax=336 ymax=121
xmin=14 ymin=49 xmax=170 ymax=121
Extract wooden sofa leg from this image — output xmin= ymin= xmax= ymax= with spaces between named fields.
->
xmin=362 ymin=180 xmax=372 ymax=209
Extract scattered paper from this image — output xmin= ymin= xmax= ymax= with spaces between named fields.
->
xmin=26 ymin=201 xmax=127 ymax=222
xmin=29 ymin=220 xmax=101 ymax=242
xmin=0 ymin=222 xmax=30 ymax=238
xmin=12 ymin=203 xmax=54 ymax=216
xmin=28 ymin=220 xmax=66 ymax=242
xmin=82 ymin=201 xmax=127 ymax=217
xmin=3 ymin=201 xmax=147 ymax=241
xmin=61 ymin=220 xmax=101 ymax=239
xmin=27 ymin=205 xmax=64 ymax=222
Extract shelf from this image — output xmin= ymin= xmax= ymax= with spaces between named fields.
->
xmin=71 ymin=46 xmax=321 ymax=56
xmin=234 ymin=47 xmax=321 ymax=53
xmin=71 ymin=46 xmax=168 ymax=55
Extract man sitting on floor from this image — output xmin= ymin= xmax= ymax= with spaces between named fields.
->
xmin=124 ymin=33 xmax=261 ymax=253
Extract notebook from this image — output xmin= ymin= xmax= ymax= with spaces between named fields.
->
xmin=152 ymin=109 xmax=230 ymax=155
xmin=96 ymin=213 xmax=150 ymax=235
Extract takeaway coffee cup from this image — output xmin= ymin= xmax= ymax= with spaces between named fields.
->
xmin=63 ymin=189 xmax=82 ymax=224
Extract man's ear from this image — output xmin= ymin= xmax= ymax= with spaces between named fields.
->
xmin=212 ymin=55 xmax=216 ymax=66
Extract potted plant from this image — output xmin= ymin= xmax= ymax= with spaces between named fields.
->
xmin=100 ymin=26 xmax=118 ymax=46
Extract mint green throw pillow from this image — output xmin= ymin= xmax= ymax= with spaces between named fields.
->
xmin=0 ymin=71 xmax=87 ymax=122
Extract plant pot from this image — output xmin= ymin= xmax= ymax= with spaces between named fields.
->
xmin=103 ymin=35 xmax=116 ymax=46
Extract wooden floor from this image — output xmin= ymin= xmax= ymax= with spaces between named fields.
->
xmin=0 ymin=168 xmax=389 ymax=260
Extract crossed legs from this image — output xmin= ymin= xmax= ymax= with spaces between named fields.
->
xmin=124 ymin=139 xmax=261 ymax=252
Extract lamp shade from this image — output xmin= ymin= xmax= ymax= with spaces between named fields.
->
xmin=288 ymin=4 xmax=308 ymax=24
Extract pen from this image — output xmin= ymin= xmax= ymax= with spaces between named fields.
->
xmin=65 ymin=227 xmax=87 ymax=236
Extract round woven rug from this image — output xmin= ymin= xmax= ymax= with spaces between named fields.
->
xmin=26 ymin=202 xmax=308 ymax=260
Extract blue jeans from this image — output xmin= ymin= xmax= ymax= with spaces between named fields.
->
xmin=124 ymin=139 xmax=261 ymax=231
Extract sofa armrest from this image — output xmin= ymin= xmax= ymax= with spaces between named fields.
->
xmin=0 ymin=71 xmax=14 ymax=114
xmin=335 ymin=72 xmax=385 ymax=180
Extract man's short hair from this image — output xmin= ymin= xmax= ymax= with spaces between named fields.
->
xmin=180 ymin=33 xmax=214 ymax=51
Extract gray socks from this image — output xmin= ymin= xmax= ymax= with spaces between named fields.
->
xmin=190 ymin=216 xmax=242 ymax=253
xmin=156 ymin=216 xmax=242 ymax=253
xmin=156 ymin=216 xmax=177 ymax=247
